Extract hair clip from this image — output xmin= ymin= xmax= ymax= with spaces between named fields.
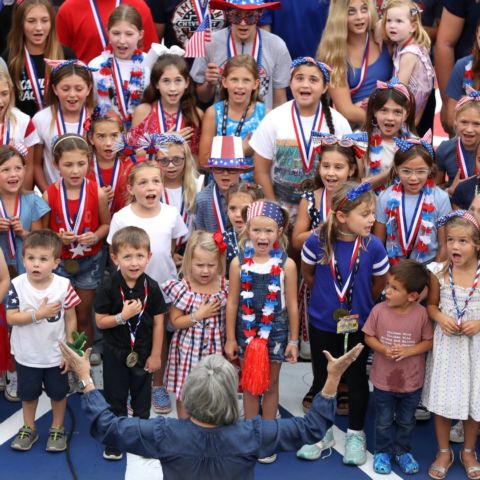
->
xmin=113 ymin=133 xmax=138 ymax=162
xmin=45 ymin=59 xmax=98 ymax=76
xmin=410 ymin=6 xmax=423 ymax=15
xmin=376 ymin=77 xmax=411 ymax=101
xmin=8 ymin=142 xmax=28 ymax=159
xmin=393 ymin=129 xmax=434 ymax=157
xmin=213 ymin=230 xmax=227 ymax=253
xmin=290 ymin=57 xmax=332 ymax=83
xmin=437 ymin=210 xmax=480 ymax=230
xmin=455 ymin=85 xmax=480 ymax=111
xmin=336 ymin=182 xmax=372 ymax=212
xmin=144 ymin=43 xmax=186 ymax=70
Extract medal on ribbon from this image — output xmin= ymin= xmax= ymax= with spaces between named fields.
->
xmin=227 ymin=27 xmax=262 ymax=66
xmin=396 ymin=190 xmax=424 ymax=258
xmin=89 ymin=0 xmax=121 ymax=50
xmin=212 ymin=183 xmax=226 ymax=233
xmin=456 ymin=138 xmax=473 ymax=180
xmin=449 ymin=261 xmax=480 ymax=329
xmin=1 ymin=120 xmax=10 ymax=146
xmin=0 ymin=194 xmax=20 ymax=259
xmin=93 ymin=153 xmax=120 ymax=212
xmin=350 ymin=34 xmax=370 ymax=96
xmin=56 ymin=105 xmax=86 ymax=137
xmin=24 ymin=47 xmax=44 ymax=110
xmin=156 ymin=101 xmax=184 ymax=133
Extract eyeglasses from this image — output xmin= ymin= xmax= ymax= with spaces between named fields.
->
xmin=226 ymin=9 xmax=262 ymax=25
xmin=212 ymin=168 xmax=238 ymax=174
xmin=397 ymin=168 xmax=430 ymax=178
xmin=157 ymin=156 xmax=185 ymax=167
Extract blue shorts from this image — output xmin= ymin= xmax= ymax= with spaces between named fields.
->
xmin=16 ymin=362 xmax=69 ymax=401
xmin=55 ymin=249 xmax=103 ymax=290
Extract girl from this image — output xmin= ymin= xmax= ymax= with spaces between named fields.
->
xmin=374 ymin=133 xmax=451 ymax=266
xmin=33 ymin=60 xmax=95 ymax=192
xmin=199 ymin=54 xmax=266 ymax=181
xmin=86 ymin=105 xmax=132 ymax=214
xmin=318 ymin=0 xmax=392 ymax=126
xmin=423 ymin=211 xmax=480 ymax=480
xmin=161 ymin=231 xmax=228 ymax=419
xmin=250 ymin=57 xmax=352 ymax=223
xmin=5 ymin=0 xmax=74 ymax=118
xmin=130 ymin=54 xmax=203 ymax=157
xmin=43 ymin=134 xmax=110 ymax=348
xmin=363 ymin=78 xmax=416 ymax=191
xmin=381 ymin=0 xmax=435 ymax=124
xmin=298 ymin=181 xmax=389 ymax=465
xmin=225 ymin=200 xmax=299 ymax=464
xmin=223 ymin=182 xmax=263 ymax=275
xmin=89 ymin=5 xmax=150 ymax=130
xmin=436 ymin=88 xmax=480 ymax=194
xmin=0 ymin=69 xmax=39 ymax=190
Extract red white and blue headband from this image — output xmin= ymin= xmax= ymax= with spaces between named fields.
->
xmin=376 ymin=77 xmax=410 ymax=102
xmin=290 ymin=57 xmax=331 ymax=83
xmin=336 ymin=182 xmax=372 ymax=212
xmin=247 ymin=200 xmax=285 ymax=227
xmin=44 ymin=59 xmax=98 ymax=76
xmin=138 ymin=133 xmax=185 ymax=159
xmin=6 ymin=142 xmax=28 ymax=160
xmin=437 ymin=210 xmax=480 ymax=230
xmin=393 ymin=129 xmax=434 ymax=158
xmin=455 ymin=85 xmax=480 ymax=111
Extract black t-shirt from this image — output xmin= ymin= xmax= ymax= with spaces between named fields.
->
xmin=451 ymin=176 xmax=480 ymax=209
xmin=94 ymin=271 xmax=167 ymax=362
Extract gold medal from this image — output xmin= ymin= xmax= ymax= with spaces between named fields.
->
xmin=333 ymin=308 xmax=349 ymax=322
xmin=64 ymin=259 xmax=80 ymax=275
xmin=126 ymin=351 xmax=139 ymax=368
xmin=7 ymin=264 xmax=18 ymax=279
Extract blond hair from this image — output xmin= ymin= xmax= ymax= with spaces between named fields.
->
xmin=180 ymin=230 xmax=226 ymax=280
xmin=126 ymin=161 xmax=163 ymax=204
xmin=0 ymin=69 xmax=17 ymax=130
xmin=317 ymin=0 xmax=378 ymax=88
xmin=381 ymin=0 xmax=431 ymax=50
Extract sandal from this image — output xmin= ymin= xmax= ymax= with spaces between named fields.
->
xmin=336 ymin=386 xmax=349 ymax=416
xmin=460 ymin=448 xmax=480 ymax=480
xmin=428 ymin=448 xmax=454 ymax=480
xmin=302 ymin=387 xmax=314 ymax=414
xmin=374 ymin=453 xmax=392 ymax=474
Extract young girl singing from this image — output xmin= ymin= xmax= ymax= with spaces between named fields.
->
xmin=374 ymin=133 xmax=451 ymax=265
xmin=162 ymin=231 xmax=228 ymax=419
xmin=225 ymin=200 xmax=299 ymax=464
xmin=299 ymin=182 xmax=389 ymax=465
xmin=423 ymin=211 xmax=480 ymax=480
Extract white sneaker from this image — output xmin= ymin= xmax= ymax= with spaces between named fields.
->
xmin=449 ymin=420 xmax=464 ymax=443
xmin=0 ymin=372 xmax=5 ymax=391
xmin=299 ymin=340 xmax=311 ymax=360
xmin=258 ymin=454 xmax=277 ymax=464
xmin=5 ymin=370 xmax=19 ymax=402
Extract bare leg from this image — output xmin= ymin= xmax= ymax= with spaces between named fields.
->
xmin=51 ymin=398 xmax=67 ymax=427
xmin=22 ymin=399 xmax=38 ymax=428
xmin=243 ymin=390 xmax=260 ymax=419
xmin=429 ymin=415 xmax=453 ymax=477
xmin=461 ymin=418 xmax=480 ymax=478
xmin=76 ymin=289 xmax=96 ymax=349
xmin=261 ymin=362 xmax=281 ymax=420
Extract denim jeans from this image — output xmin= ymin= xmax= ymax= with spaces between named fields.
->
xmin=373 ymin=387 xmax=422 ymax=455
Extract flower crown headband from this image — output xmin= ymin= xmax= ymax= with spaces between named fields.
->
xmin=335 ymin=182 xmax=372 ymax=213
xmin=44 ymin=59 xmax=98 ymax=76
xmin=437 ymin=210 xmax=480 ymax=230
xmin=376 ymin=77 xmax=410 ymax=102
xmin=455 ymin=85 xmax=480 ymax=111
xmin=290 ymin=57 xmax=331 ymax=83
xmin=393 ymin=129 xmax=434 ymax=158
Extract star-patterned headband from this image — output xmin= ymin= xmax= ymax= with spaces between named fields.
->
xmin=290 ymin=57 xmax=331 ymax=83
xmin=247 ymin=200 xmax=285 ymax=227
xmin=45 ymin=59 xmax=98 ymax=76
xmin=336 ymin=182 xmax=372 ymax=212
xmin=376 ymin=77 xmax=410 ymax=102
xmin=393 ymin=129 xmax=434 ymax=157
xmin=437 ymin=210 xmax=480 ymax=230
xmin=455 ymin=85 xmax=480 ymax=111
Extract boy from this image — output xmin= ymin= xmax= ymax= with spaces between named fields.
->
xmin=7 ymin=230 xmax=80 ymax=452
xmin=196 ymin=136 xmax=253 ymax=233
xmin=363 ymin=260 xmax=434 ymax=475
xmin=94 ymin=226 xmax=167 ymax=461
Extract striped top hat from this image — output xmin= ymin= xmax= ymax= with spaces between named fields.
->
xmin=209 ymin=0 xmax=281 ymax=10
xmin=206 ymin=136 xmax=252 ymax=170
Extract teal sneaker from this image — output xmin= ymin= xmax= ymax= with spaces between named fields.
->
xmin=296 ymin=427 xmax=335 ymax=460
xmin=395 ymin=452 xmax=419 ymax=474
xmin=343 ymin=431 xmax=367 ymax=466
xmin=374 ymin=453 xmax=392 ymax=474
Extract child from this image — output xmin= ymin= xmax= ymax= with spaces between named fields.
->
xmin=250 ymin=57 xmax=352 ymax=223
xmin=0 ymin=69 xmax=39 ymax=190
xmin=195 ymin=135 xmax=251 ymax=233
xmin=131 ymin=53 xmax=202 ymax=157
xmin=436 ymin=87 xmax=480 ymax=194
xmin=89 ymin=5 xmax=150 ymax=130
xmin=225 ymin=200 xmax=299 ymax=464
xmin=382 ymin=0 xmax=434 ymax=124
xmin=162 ymin=231 xmax=228 ymax=419
xmin=223 ymin=182 xmax=263 ymax=275
xmin=363 ymin=259 xmax=433 ymax=475
xmin=5 ymin=0 xmax=74 ymax=117
xmin=86 ymin=105 xmax=132 ymax=214
xmin=299 ymin=181 xmax=389 ymax=465
xmin=43 ymin=134 xmax=110 ymax=348
xmin=7 ymin=230 xmax=80 ymax=452
xmin=95 ymin=226 xmax=166 ymax=461
xmin=451 ymin=141 xmax=480 ymax=210
xmin=374 ymin=132 xmax=451 ymax=265
xmin=363 ymin=77 xmax=415 ymax=191
xmin=199 ymin=54 xmax=266 ymax=181
xmin=33 ymin=59 xmax=95 ymax=192
xmin=423 ymin=211 xmax=480 ymax=480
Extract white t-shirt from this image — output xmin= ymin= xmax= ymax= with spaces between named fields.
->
xmin=107 ymin=203 xmax=188 ymax=285
xmin=8 ymin=107 xmax=39 ymax=147
xmin=7 ymin=273 xmax=81 ymax=368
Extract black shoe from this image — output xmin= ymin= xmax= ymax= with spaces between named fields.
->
xmin=103 ymin=447 xmax=123 ymax=460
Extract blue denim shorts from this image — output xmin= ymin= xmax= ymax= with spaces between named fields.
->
xmin=55 ymin=250 xmax=103 ymax=290
xmin=16 ymin=362 xmax=69 ymax=401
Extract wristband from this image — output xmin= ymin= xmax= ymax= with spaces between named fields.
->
xmin=190 ymin=312 xmax=200 ymax=326
xmin=31 ymin=309 xmax=40 ymax=324
xmin=288 ymin=339 xmax=299 ymax=347
xmin=115 ymin=313 xmax=126 ymax=325
xmin=320 ymin=390 xmax=336 ymax=400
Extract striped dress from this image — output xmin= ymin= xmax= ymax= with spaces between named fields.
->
xmin=162 ymin=277 xmax=228 ymax=399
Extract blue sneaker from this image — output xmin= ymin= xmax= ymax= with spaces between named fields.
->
xmin=343 ymin=431 xmax=367 ymax=466
xmin=395 ymin=452 xmax=419 ymax=474
xmin=152 ymin=386 xmax=172 ymax=414
xmin=297 ymin=428 xmax=335 ymax=460
xmin=374 ymin=453 xmax=392 ymax=474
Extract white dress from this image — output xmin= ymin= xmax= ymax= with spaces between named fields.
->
xmin=422 ymin=262 xmax=480 ymax=420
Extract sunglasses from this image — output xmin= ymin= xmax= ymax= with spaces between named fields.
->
xmin=157 ymin=156 xmax=185 ymax=167
xmin=226 ymin=10 xmax=262 ymax=25
xmin=212 ymin=167 xmax=239 ymax=174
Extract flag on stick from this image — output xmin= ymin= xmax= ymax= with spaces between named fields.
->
xmin=184 ymin=14 xmax=211 ymax=58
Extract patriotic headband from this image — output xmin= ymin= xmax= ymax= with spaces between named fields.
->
xmin=290 ymin=57 xmax=331 ymax=83
xmin=144 ymin=43 xmax=185 ymax=70
xmin=247 ymin=200 xmax=285 ymax=227
xmin=311 ymin=131 xmax=366 ymax=159
xmin=137 ymin=133 xmax=185 ymax=159
xmin=455 ymin=85 xmax=480 ymax=111
xmin=336 ymin=182 xmax=372 ymax=212
xmin=112 ymin=133 xmax=139 ymax=162
xmin=7 ymin=142 xmax=28 ymax=160
xmin=393 ymin=129 xmax=434 ymax=157
xmin=376 ymin=77 xmax=410 ymax=101
xmin=437 ymin=210 xmax=480 ymax=230
xmin=45 ymin=59 xmax=98 ymax=76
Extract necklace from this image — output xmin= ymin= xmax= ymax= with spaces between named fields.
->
xmin=221 ymin=99 xmax=251 ymax=137
xmin=337 ymin=230 xmax=357 ymax=237
xmin=448 ymin=261 xmax=480 ymax=326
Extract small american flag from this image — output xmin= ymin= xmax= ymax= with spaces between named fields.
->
xmin=184 ymin=14 xmax=211 ymax=58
